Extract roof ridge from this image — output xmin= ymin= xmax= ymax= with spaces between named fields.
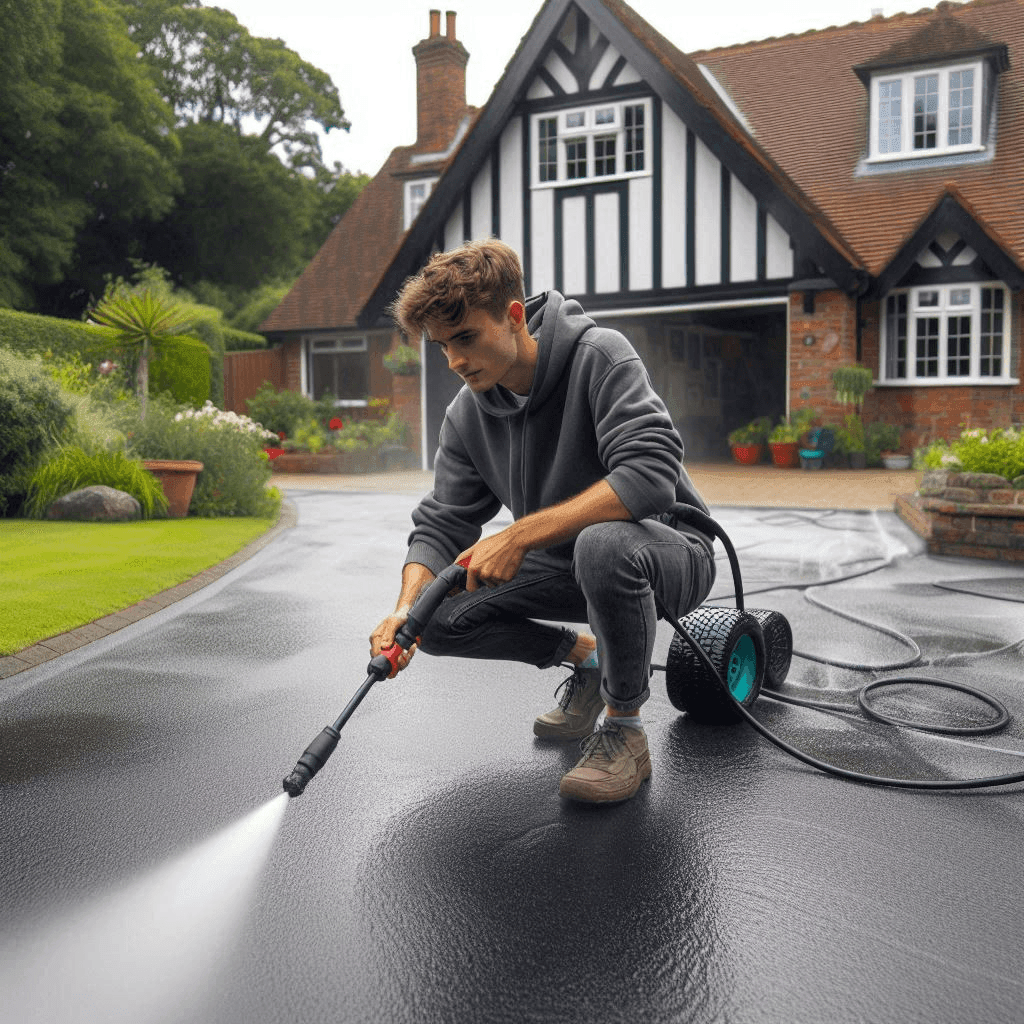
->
xmin=687 ymin=0 xmax=1013 ymax=59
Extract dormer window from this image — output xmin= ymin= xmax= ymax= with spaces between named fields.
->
xmin=869 ymin=62 xmax=984 ymax=161
xmin=404 ymin=178 xmax=437 ymax=229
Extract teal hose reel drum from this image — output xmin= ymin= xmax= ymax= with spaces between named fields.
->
xmin=664 ymin=605 xmax=793 ymax=724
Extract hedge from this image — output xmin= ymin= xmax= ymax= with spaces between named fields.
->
xmin=0 ymin=307 xmax=117 ymax=361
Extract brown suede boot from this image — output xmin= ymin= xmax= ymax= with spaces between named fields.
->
xmin=533 ymin=667 xmax=604 ymax=740
xmin=558 ymin=720 xmax=651 ymax=803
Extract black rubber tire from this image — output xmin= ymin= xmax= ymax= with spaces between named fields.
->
xmin=749 ymin=608 xmax=793 ymax=689
xmin=665 ymin=607 xmax=766 ymax=724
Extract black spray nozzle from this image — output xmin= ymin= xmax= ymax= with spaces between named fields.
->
xmin=280 ymin=561 xmax=469 ymax=799
xmin=282 ymin=725 xmax=340 ymax=798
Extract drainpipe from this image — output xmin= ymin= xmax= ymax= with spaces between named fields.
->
xmin=785 ymin=294 xmax=791 ymax=419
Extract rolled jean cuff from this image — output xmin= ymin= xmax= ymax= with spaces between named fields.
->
xmin=600 ymin=681 xmax=650 ymax=713
xmin=539 ymin=627 xmax=578 ymax=669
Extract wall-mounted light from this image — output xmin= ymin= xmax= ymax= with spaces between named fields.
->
xmin=803 ymin=334 xmax=815 ymax=347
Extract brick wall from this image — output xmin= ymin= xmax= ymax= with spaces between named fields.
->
xmin=790 ymin=289 xmax=1024 ymax=447
xmin=788 ymin=289 xmax=858 ymax=424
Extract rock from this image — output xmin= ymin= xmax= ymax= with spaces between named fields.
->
xmin=46 ymin=485 xmax=141 ymax=522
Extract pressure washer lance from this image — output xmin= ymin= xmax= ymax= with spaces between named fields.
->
xmin=282 ymin=560 xmax=470 ymax=798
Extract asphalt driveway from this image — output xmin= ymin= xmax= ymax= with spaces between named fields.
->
xmin=2 ymin=486 xmax=1023 ymax=1024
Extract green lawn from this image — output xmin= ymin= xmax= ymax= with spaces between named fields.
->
xmin=0 ymin=516 xmax=276 ymax=655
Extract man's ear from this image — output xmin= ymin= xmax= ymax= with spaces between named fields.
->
xmin=508 ymin=301 xmax=525 ymax=328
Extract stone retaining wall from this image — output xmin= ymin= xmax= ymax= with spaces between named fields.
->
xmin=895 ymin=470 xmax=1024 ymax=561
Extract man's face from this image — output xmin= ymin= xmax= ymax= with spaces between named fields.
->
xmin=424 ymin=305 xmax=523 ymax=394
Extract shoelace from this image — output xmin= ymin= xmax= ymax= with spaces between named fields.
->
xmin=553 ymin=670 xmax=581 ymax=711
xmin=577 ymin=723 xmax=625 ymax=764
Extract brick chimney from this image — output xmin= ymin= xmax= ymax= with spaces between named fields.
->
xmin=412 ymin=9 xmax=469 ymax=152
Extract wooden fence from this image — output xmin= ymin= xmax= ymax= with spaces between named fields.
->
xmin=223 ymin=348 xmax=285 ymax=415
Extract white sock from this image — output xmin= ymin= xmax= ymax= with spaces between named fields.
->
xmin=608 ymin=714 xmax=644 ymax=731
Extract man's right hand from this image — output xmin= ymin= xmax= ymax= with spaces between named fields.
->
xmin=369 ymin=608 xmax=418 ymax=679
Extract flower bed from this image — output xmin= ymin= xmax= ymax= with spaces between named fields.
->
xmin=895 ymin=470 xmax=1024 ymax=562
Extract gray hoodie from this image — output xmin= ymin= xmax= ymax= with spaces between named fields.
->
xmin=405 ymin=290 xmax=710 ymax=576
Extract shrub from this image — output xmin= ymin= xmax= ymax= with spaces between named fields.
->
xmin=244 ymin=382 xmax=334 ymax=439
xmin=833 ymin=413 xmax=866 ymax=455
xmin=331 ymin=412 xmax=408 ymax=452
xmin=149 ymin=334 xmax=212 ymax=408
xmin=917 ymin=427 xmax=1024 ymax=480
xmin=0 ymin=349 xmax=75 ymax=515
xmin=24 ymin=447 xmax=168 ymax=519
xmin=120 ymin=398 xmax=279 ymax=517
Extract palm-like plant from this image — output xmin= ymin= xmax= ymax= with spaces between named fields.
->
xmin=89 ymin=290 xmax=196 ymax=421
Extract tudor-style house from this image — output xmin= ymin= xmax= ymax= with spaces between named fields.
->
xmin=258 ymin=0 xmax=1024 ymax=467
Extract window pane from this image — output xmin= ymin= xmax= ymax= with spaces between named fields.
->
xmin=885 ymin=293 xmax=907 ymax=378
xmin=917 ymin=290 xmax=939 ymax=308
xmin=565 ymin=137 xmax=587 ymax=179
xmin=980 ymin=287 xmax=1004 ymax=376
xmin=312 ymin=353 xmax=369 ymax=401
xmin=625 ymin=103 xmax=645 ymax=172
xmin=915 ymin=317 xmax=939 ymax=376
xmin=594 ymin=135 xmax=616 ymax=176
xmin=914 ymin=74 xmax=939 ymax=149
xmin=878 ymin=80 xmax=902 ymax=154
xmin=595 ymin=107 xmax=615 ymax=125
xmin=949 ymin=288 xmax=971 ymax=305
xmin=565 ymin=111 xmax=585 ymax=129
xmin=948 ymin=68 xmax=974 ymax=145
xmin=538 ymin=117 xmax=557 ymax=182
xmin=946 ymin=315 xmax=972 ymax=376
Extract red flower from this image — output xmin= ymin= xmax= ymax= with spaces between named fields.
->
xmin=277 ymin=431 xmax=286 ymax=440
xmin=329 ymin=418 xmax=344 ymax=430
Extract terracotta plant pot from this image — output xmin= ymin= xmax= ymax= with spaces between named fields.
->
xmin=143 ymin=460 xmax=203 ymax=518
xmin=768 ymin=442 xmax=800 ymax=468
xmin=730 ymin=444 xmax=763 ymax=465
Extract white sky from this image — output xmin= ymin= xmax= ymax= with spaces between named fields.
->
xmin=217 ymin=0 xmax=941 ymax=176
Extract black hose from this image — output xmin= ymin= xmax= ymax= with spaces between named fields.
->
xmin=658 ymin=509 xmax=1024 ymax=791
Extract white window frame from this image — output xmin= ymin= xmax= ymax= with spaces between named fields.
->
xmin=308 ymin=335 xmax=370 ymax=406
xmin=878 ymin=283 xmax=1017 ymax=386
xmin=531 ymin=98 xmax=652 ymax=188
xmin=403 ymin=177 xmax=437 ymax=229
xmin=868 ymin=61 xmax=985 ymax=163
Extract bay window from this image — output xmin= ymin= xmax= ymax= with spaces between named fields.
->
xmin=880 ymin=284 xmax=1011 ymax=384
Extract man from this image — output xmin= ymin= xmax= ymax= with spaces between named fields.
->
xmin=370 ymin=239 xmax=715 ymax=804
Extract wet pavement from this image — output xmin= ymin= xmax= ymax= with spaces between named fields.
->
xmin=2 ymin=486 xmax=1023 ymax=1024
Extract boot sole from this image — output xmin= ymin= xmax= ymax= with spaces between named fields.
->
xmin=558 ymin=754 xmax=652 ymax=804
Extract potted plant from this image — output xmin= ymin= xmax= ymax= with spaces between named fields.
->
xmin=89 ymin=290 xmax=211 ymax=514
xmin=835 ymin=412 xmax=867 ymax=469
xmin=383 ymin=344 xmax=421 ymax=376
xmin=866 ymin=422 xmax=904 ymax=468
xmin=830 ymin=365 xmax=873 ymax=469
xmin=727 ymin=416 xmax=771 ymax=464
xmin=768 ymin=408 xmax=815 ymax=468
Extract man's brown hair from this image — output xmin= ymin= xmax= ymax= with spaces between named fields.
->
xmin=391 ymin=239 xmax=526 ymax=339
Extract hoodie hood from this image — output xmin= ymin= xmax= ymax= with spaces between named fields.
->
xmin=473 ymin=291 xmax=594 ymax=418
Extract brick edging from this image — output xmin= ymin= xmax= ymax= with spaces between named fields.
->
xmin=0 ymin=500 xmax=299 ymax=681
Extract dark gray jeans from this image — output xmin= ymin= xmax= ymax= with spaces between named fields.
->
xmin=417 ymin=520 xmax=716 ymax=712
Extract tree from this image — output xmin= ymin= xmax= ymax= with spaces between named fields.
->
xmin=0 ymin=0 xmax=180 ymax=312
xmin=142 ymin=121 xmax=322 ymax=290
xmin=89 ymin=289 xmax=197 ymax=420
xmin=121 ymin=0 xmax=349 ymax=175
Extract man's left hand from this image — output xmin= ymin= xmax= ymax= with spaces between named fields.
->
xmin=457 ymin=527 xmax=527 ymax=592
